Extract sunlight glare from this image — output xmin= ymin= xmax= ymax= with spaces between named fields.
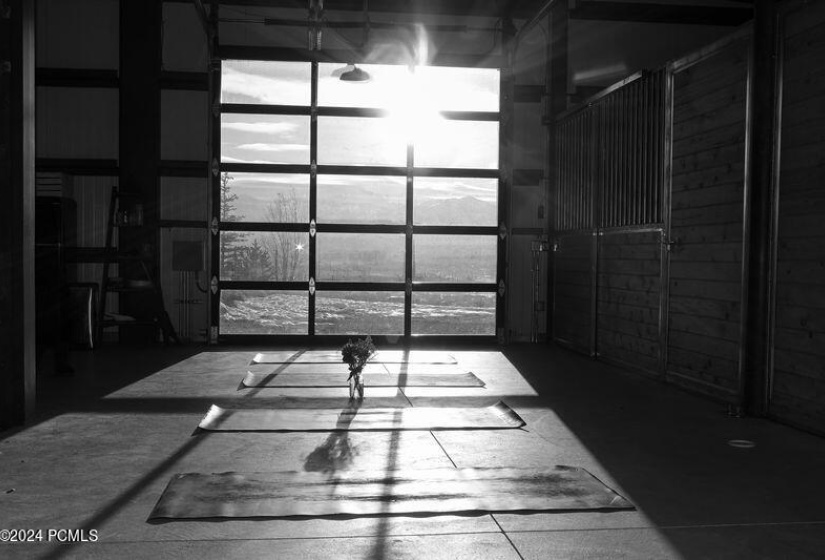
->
xmin=386 ymin=68 xmax=445 ymax=145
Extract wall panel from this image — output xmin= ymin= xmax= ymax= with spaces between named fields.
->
xmin=771 ymin=1 xmax=825 ymax=434
xmin=666 ymin=36 xmax=749 ymax=402
xmin=161 ymin=90 xmax=209 ymax=161
xmin=597 ymin=230 xmax=661 ymax=373
xmin=36 ymin=87 xmax=119 ymax=159
xmin=162 ymin=2 xmax=208 ymax=72
xmin=36 ymin=0 xmax=119 ymax=69
xmin=553 ymin=233 xmax=593 ymax=353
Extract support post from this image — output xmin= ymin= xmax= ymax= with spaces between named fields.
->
xmin=119 ymin=0 xmax=163 ymax=341
xmin=498 ymin=17 xmax=515 ymax=343
xmin=0 ymin=0 xmax=37 ymax=428
xmin=546 ymin=1 xmax=568 ymax=342
xmin=741 ymin=0 xmax=777 ymax=416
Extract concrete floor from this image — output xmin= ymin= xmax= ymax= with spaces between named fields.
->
xmin=2 ymin=343 xmax=825 ymax=559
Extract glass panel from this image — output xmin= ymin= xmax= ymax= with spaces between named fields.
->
xmin=318 ymin=63 xmax=411 ymax=109
xmin=221 ymin=60 xmax=311 ymax=106
xmin=316 ymin=233 xmax=405 ymax=282
xmin=220 ymin=172 xmax=309 ymax=223
xmin=414 ymin=235 xmax=497 ymax=283
xmin=220 ymin=290 xmax=308 ymax=334
xmin=414 ymin=177 xmax=497 ymax=226
xmin=317 ymin=175 xmax=406 ymax=225
xmin=316 ymin=291 xmax=405 ymax=334
xmin=414 ymin=119 xmax=498 ymax=169
xmin=414 ymin=66 xmax=500 ymax=112
xmin=318 ymin=117 xmax=406 ymax=167
xmin=220 ymin=232 xmax=309 ymax=281
xmin=412 ymin=292 xmax=496 ymax=335
xmin=221 ymin=114 xmax=310 ymax=164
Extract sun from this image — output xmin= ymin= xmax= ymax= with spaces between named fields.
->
xmin=385 ymin=68 xmax=444 ymax=145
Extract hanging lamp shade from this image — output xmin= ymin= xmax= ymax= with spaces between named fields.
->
xmin=339 ymin=64 xmax=371 ymax=82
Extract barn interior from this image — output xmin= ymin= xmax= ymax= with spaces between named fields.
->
xmin=2 ymin=0 xmax=825 ymax=558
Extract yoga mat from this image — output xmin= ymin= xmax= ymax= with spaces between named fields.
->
xmin=381 ymin=363 xmax=479 ymax=375
xmin=197 ymin=401 xmax=523 ymax=432
xmin=252 ymin=350 xmax=457 ymax=365
xmin=241 ymin=371 xmax=485 ymax=388
xmin=149 ymin=466 xmax=634 ymax=519
xmin=247 ymin=363 xmax=389 ymax=376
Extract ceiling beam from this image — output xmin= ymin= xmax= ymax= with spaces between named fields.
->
xmin=217 ymin=0 xmax=538 ymax=18
xmin=569 ymin=1 xmax=752 ymax=26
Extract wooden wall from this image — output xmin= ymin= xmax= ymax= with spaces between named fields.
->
xmin=665 ymin=36 xmax=749 ymax=402
xmin=551 ymin=6 xmax=825 ymax=435
xmin=597 ymin=230 xmax=661 ymax=373
xmin=770 ymin=0 xmax=825 ymax=433
xmin=553 ymin=72 xmax=665 ymax=370
xmin=553 ymin=233 xmax=594 ymax=353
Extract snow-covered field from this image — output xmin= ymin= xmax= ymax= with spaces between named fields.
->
xmin=220 ymin=291 xmax=495 ymax=335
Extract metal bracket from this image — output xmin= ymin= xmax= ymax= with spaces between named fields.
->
xmin=663 ymin=236 xmax=682 ymax=253
xmin=498 ymin=279 xmax=506 ymax=296
xmin=210 ymin=276 xmax=218 ymax=294
xmin=210 ymin=217 xmax=219 ymax=236
xmin=498 ymin=222 xmax=507 ymax=240
xmin=211 ymin=157 xmax=220 ymax=177
xmin=309 ymin=277 xmax=315 ymax=295
xmin=531 ymin=239 xmax=549 ymax=252
xmin=309 ymin=219 xmax=317 ymax=237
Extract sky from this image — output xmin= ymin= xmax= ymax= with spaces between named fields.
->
xmin=220 ymin=60 xmax=500 ymax=172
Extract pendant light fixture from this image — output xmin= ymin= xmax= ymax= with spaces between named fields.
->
xmin=338 ymin=64 xmax=371 ymax=82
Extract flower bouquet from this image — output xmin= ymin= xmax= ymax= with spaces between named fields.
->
xmin=341 ymin=336 xmax=375 ymax=399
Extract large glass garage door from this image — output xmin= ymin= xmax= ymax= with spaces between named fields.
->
xmin=216 ymin=60 xmax=501 ymax=338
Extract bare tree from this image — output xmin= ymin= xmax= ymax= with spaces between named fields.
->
xmin=262 ymin=190 xmax=304 ymax=281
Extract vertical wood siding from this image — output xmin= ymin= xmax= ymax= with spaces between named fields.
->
xmin=771 ymin=1 xmax=825 ymax=433
xmin=666 ymin=38 xmax=749 ymax=400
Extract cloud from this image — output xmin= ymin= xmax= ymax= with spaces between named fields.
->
xmin=237 ymin=143 xmax=308 ymax=152
xmin=222 ymin=66 xmax=308 ymax=105
xmin=222 ymin=122 xmax=299 ymax=134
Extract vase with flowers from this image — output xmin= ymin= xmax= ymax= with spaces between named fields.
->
xmin=341 ymin=336 xmax=375 ymax=399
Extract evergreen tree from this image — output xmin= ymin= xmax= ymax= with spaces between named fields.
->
xmin=219 ymin=172 xmax=249 ymax=279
